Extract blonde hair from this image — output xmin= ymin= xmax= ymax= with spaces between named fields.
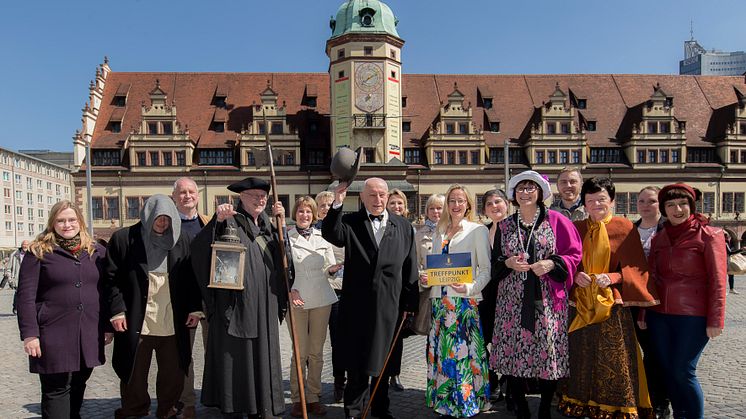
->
xmin=30 ymin=200 xmax=96 ymax=259
xmin=315 ymin=190 xmax=334 ymax=204
xmin=425 ymin=194 xmax=445 ymax=213
xmin=292 ymin=196 xmax=318 ymax=223
xmin=438 ymin=184 xmax=476 ymax=232
xmin=387 ymin=188 xmax=409 ymax=217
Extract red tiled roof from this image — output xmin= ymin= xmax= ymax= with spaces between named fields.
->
xmin=90 ymin=72 xmax=746 ymax=151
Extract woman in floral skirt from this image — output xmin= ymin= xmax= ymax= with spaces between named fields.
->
xmin=421 ymin=184 xmax=492 ymax=418
xmin=489 ymin=171 xmax=582 ymax=419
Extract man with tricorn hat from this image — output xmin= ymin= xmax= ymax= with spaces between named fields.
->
xmin=190 ymin=177 xmax=289 ymax=418
xmin=322 ymin=147 xmax=419 ymax=419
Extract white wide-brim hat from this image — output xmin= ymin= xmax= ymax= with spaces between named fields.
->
xmin=507 ymin=170 xmax=553 ymax=202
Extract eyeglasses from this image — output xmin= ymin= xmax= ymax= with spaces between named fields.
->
xmin=54 ymin=217 xmax=79 ymax=225
xmin=448 ymin=199 xmax=467 ymax=206
xmin=242 ymin=192 xmax=267 ymax=200
xmin=516 ymin=186 xmax=537 ymax=194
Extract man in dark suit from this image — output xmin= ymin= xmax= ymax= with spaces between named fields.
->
xmin=322 ymin=177 xmax=419 ymax=419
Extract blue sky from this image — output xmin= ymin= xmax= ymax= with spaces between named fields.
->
xmin=0 ymin=0 xmax=743 ymax=152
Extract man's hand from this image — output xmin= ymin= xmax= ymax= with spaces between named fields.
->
xmin=23 ymin=337 xmax=41 ymax=358
xmin=334 ymin=182 xmax=348 ymax=206
xmin=272 ymin=201 xmax=285 ymax=219
xmin=185 ymin=314 xmax=201 ymax=328
xmin=111 ymin=317 xmax=128 ymax=332
xmin=104 ymin=333 xmax=114 ymax=345
xmin=216 ymin=203 xmax=237 ymax=222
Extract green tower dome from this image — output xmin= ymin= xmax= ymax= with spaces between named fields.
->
xmin=329 ymin=0 xmax=400 ymax=39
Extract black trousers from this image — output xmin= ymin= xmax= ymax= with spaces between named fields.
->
xmin=631 ymin=307 xmax=670 ymax=411
xmin=328 ymin=297 xmax=345 ymax=381
xmin=39 ymin=367 xmax=94 ymax=419
xmin=344 ymin=369 xmax=390 ymax=418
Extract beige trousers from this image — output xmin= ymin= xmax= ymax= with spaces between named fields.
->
xmin=287 ymin=304 xmax=333 ymax=403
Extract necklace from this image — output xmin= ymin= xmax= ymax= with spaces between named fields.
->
xmin=516 ymin=210 xmax=539 ymax=281
xmin=518 ymin=208 xmax=540 ymax=229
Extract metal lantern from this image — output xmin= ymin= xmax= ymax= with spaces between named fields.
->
xmin=209 ymin=223 xmax=246 ymax=290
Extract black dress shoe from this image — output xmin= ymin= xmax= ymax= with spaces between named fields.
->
xmin=389 ymin=376 xmax=404 ymax=392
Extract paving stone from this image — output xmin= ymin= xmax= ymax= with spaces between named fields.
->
xmin=1 ymin=278 xmax=745 ymax=418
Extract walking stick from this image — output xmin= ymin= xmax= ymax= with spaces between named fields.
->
xmin=361 ymin=312 xmax=410 ymax=419
xmin=264 ymin=111 xmax=308 ymax=419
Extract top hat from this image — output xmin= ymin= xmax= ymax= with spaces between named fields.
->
xmin=330 ymin=146 xmax=362 ymax=183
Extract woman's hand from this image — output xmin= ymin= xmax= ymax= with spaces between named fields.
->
xmin=575 ymin=271 xmax=592 ymax=288
xmin=595 ymin=273 xmax=611 ymax=288
xmin=290 ymin=289 xmax=304 ymax=308
xmin=104 ymin=333 xmax=114 ymax=345
xmin=530 ymin=259 xmax=555 ymax=277
xmin=216 ymin=203 xmax=237 ymax=222
xmin=23 ymin=337 xmax=41 ymax=358
xmin=449 ymin=283 xmax=467 ymax=293
xmin=706 ymin=327 xmax=723 ymax=338
xmin=506 ymin=255 xmax=531 ymax=272
xmin=329 ymin=264 xmax=343 ymax=274
xmin=419 ymin=273 xmax=428 ymax=286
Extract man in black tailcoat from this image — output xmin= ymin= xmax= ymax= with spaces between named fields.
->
xmin=322 ymin=177 xmax=419 ymax=419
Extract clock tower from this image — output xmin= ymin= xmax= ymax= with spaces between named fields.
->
xmin=327 ymin=0 xmax=404 ymax=163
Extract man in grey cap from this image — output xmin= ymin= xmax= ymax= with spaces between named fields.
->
xmin=105 ymin=194 xmax=203 ymax=419
xmin=190 ymin=176 xmax=289 ymax=419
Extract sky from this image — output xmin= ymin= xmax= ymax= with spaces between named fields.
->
xmin=0 ymin=0 xmax=744 ymax=152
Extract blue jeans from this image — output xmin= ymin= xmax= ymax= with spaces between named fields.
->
xmin=647 ymin=311 xmax=709 ymax=419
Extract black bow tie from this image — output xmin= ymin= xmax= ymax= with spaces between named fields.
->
xmin=369 ymin=214 xmax=383 ymax=222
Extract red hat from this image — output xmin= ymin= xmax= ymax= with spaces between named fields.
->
xmin=658 ymin=183 xmax=696 ymax=209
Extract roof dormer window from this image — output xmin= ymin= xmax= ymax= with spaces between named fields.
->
xmin=483 ymin=98 xmax=493 ymax=109
xmin=577 ymin=99 xmax=587 ymax=109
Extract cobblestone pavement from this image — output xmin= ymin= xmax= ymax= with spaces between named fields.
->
xmin=1 ymin=280 xmax=745 ymax=419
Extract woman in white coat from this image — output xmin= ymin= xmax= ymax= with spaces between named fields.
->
xmin=287 ymin=196 xmax=342 ymax=417
xmin=421 ymin=184 xmax=492 ymax=418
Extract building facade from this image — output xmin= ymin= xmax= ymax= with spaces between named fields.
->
xmin=680 ymin=37 xmax=746 ymax=76
xmin=0 ymin=147 xmax=73 ymax=250
xmin=72 ymin=0 xmax=746 ymax=243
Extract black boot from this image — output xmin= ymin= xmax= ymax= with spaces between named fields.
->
xmin=508 ymin=377 xmax=530 ymax=419
xmin=538 ymin=379 xmax=557 ymax=419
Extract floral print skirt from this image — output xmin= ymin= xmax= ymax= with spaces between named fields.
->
xmin=426 ymin=296 xmax=490 ymax=418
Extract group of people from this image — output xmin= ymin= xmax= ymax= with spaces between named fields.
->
xmin=12 ymin=168 xmax=728 ymax=419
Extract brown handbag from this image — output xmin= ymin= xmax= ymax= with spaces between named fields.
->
xmin=409 ymin=291 xmax=432 ymax=335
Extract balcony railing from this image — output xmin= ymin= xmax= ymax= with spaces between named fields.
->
xmin=353 ymin=114 xmax=386 ymax=129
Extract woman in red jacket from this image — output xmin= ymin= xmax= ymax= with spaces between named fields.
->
xmin=647 ymin=183 xmax=727 ymax=419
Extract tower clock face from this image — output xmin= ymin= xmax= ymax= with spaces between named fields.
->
xmin=355 ymin=62 xmax=384 ymax=113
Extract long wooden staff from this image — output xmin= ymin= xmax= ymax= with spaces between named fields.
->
xmin=264 ymin=111 xmax=308 ymax=419
xmin=361 ymin=313 xmax=409 ymax=419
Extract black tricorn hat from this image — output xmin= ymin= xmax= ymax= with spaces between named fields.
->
xmin=330 ymin=146 xmax=362 ymax=183
xmin=227 ymin=177 xmax=271 ymax=193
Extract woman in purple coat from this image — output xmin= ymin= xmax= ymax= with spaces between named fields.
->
xmin=16 ymin=200 xmax=110 ymax=419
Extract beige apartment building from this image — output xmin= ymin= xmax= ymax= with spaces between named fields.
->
xmin=71 ymin=0 xmax=746 ymax=242
xmin=0 ymin=147 xmax=73 ymax=250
